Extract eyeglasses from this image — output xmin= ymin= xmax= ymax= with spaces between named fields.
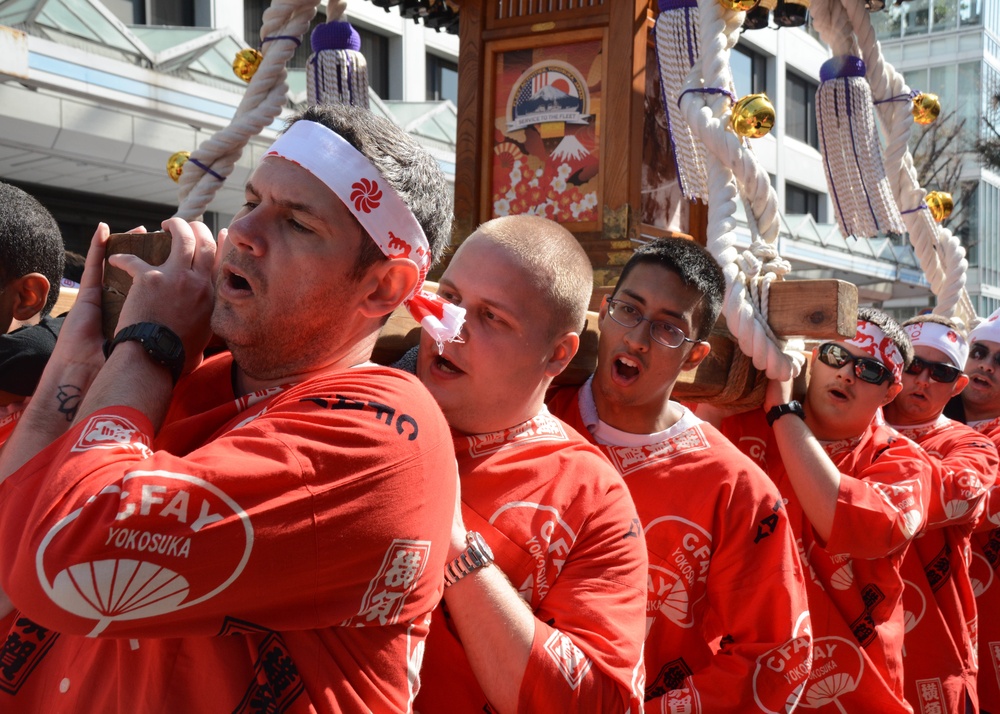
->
xmin=606 ymin=298 xmax=698 ymax=349
xmin=969 ymin=343 xmax=1000 ymax=368
xmin=816 ymin=343 xmax=893 ymax=385
xmin=904 ymin=356 xmax=962 ymax=383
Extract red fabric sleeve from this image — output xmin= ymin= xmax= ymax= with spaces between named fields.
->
xmin=516 ymin=477 xmax=646 ymax=713
xmin=924 ymin=424 xmax=997 ymax=529
xmin=0 ymin=374 xmax=455 ymax=640
xmin=825 ymin=434 xmax=934 ymax=559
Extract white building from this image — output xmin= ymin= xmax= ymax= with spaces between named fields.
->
xmin=0 ymin=0 xmax=458 ymax=255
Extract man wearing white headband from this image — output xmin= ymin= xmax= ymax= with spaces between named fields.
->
xmin=0 ymin=105 xmax=462 ymax=712
xmin=413 ymin=215 xmax=648 ymax=713
xmin=720 ymin=307 xmax=935 ymax=712
xmin=883 ymin=315 xmax=997 ymax=714
xmin=955 ymin=307 xmax=1000 ymax=714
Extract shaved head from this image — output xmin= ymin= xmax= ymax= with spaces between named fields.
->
xmin=466 ymin=215 xmax=593 ymax=337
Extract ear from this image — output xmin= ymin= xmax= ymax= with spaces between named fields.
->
xmin=544 ymin=331 xmax=580 ymax=378
xmin=882 ymin=382 xmax=903 ymax=405
xmin=596 ymin=294 xmax=609 ymax=330
xmin=680 ymin=340 xmax=712 ymax=372
xmin=9 ymin=273 xmax=51 ymax=322
xmin=356 ymin=258 xmax=420 ymax=319
xmin=950 ymin=373 xmax=970 ymax=397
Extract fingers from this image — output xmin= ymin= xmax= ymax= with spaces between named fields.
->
xmin=79 ymin=223 xmax=111 ymax=293
xmin=162 ymin=217 xmax=197 ymax=270
xmin=191 ymin=221 xmax=218 ymax=275
xmin=126 ymin=225 xmax=148 ymax=234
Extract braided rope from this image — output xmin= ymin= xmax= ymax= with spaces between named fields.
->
xmin=812 ymin=0 xmax=975 ymax=325
xmin=654 ymin=4 xmax=709 ymax=201
xmin=678 ymin=0 xmax=802 ymax=381
xmin=175 ymin=0 xmax=320 ymax=220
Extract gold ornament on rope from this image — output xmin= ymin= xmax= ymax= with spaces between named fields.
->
xmin=925 ymin=191 xmax=954 ymax=222
xmin=911 ymin=93 xmax=941 ymax=125
xmin=731 ymin=94 xmax=776 ymax=138
xmin=166 ymin=151 xmax=190 ymax=182
xmin=232 ymin=48 xmax=264 ymax=83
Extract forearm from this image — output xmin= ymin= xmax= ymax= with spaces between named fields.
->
xmin=772 ymin=417 xmax=841 ymax=542
xmin=0 ymin=359 xmax=100 ymax=481
xmin=73 ymin=342 xmax=175 ymax=432
xmin=443 ymin=565 xmax=535 ymax=714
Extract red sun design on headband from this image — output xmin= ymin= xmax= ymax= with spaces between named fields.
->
xmin=351 ymin=178 xmax=382 ymax=213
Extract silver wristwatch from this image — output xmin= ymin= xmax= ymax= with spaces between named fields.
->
xmin=443 ymin=531 xmax=495 ymax=587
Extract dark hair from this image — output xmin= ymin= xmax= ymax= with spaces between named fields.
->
xmin=0 ymin=182 xmax=64 ymax=316
xmin=612 ymin=237 xmax=724 ymax=340
xmin=286 ymin=105 xmax=453 ymax=280
xmin=858 ymin=307 xmax=914 ymax=366
xmin=63 ymin=250 xmax=86 ymax=284
xmin=901 ymin=313 xmax=968 ymax=339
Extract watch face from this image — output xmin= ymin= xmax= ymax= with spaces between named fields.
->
xmin=470 ymin=531 xmax=494 ymax=561
xmin=151 ymin=328 xmax=183 ymax=355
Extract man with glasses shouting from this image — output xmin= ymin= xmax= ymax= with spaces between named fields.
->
xmin=721 ymin=307 xmax=935 ymax=713
xmin=953 ymin=309 xmax=1000 ymax=714
xmin=883 ymin=316 xmax=997 ymax=714
xmin=548 ymin=237 xmax=813 ymax=713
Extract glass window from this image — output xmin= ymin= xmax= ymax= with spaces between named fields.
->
xmin=731 ymin=44 xmax=768 ymax=98
xmin=931 ymin=0 xmax=958 ymax=32
xmin=357 ymin=28 xmax=390 ymax=99
xmin=960 ymin=0 xmax=983 ymax=28
xmin=904 ymin=0 xmax=930 ymax=36
xmin=785 ymin=73 xmax=818 ymax=148
xmin=786 ymin=183 xmax=822 ymax=221
xmin=147 ymin=0 xmax=194 ymax=26
xmin=426 ymin=54 xmax=458 ymax=103
xmin=874 ymin=4 xmax=904 ymax=40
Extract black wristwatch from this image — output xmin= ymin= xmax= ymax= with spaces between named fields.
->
xmin=103 ymin=322 xmax=185 ymax=385
xmin=766 ymin=400 xmax=805 ymax=427
xmin=443 ymin=531 xmax=495 ymax=587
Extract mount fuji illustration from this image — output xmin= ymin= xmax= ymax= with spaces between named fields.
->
xmin=518 ymin=85 xmax=582 ymax=116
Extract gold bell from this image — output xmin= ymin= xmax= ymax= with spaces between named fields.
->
xmin=166 ymin=151 xmax=190 ymax=183
xmin=232 ymin=48 xmax=263 ymax=83
xmin=911 ymin=92 xmax=941 ymax=125
xmin=719 ymin=0 xmax=759 ymax=11
xmin=731 ymin=93 xmax=775 ymax=138
xmin=925 ymin=191 xmax=953 ymax=222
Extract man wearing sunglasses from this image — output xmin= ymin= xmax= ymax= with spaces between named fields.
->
xmin=883 ymin=316 xmax=997 ymax=714
xmin=547 ymin=238 xmax=812 ymax=712
xmin=956 ymin=308 xmax=1000 ymax=714
xmin=721 ymin=307 xmax=934 ymax=712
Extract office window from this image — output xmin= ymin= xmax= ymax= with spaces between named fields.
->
xmin=731 ymin=44 xmax=768 ymax=98
xmin=106 ymin=0 xmax=194 ymax=25
xmin=427 ymin=54 xmax=458 ymax=103
xmin=357 ymin=27 xmax=390 ymax=99
xmin=786 ymin=183 xmax=823 ymax=221
xmin=785 ymin=72 xmax=818 ymax=148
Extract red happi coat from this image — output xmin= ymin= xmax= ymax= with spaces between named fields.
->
xmin=548 ymin=383 xmax=813 ymax=714
xmin=969 ymin=415 xmax=1000 ymax=714
xmin=722 ymin=409 xmax=934 ymax=713
xmin=891 ymin=416 xmax=997 ymax=714
xmin=0 ymin=353 xmax=457 ymax=713
xmin=415 ymin=406 xmax=648 ymax=713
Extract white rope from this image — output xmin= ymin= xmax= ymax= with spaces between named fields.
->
xmin=175 ymin=0 xmax=320 ymax=220
xmin=679 ymin=0 xmax=803 ymax=381
xmin=811 ymin=0 xmax=975 ymax=325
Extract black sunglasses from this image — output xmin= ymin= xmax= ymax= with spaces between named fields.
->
xmin=904 ymin=356 xmax=961 ymax=383
xmin=969 ymin=343 xmax=1000 ymax=368
xmin=816 ymin=343 xmax=893 ymax=386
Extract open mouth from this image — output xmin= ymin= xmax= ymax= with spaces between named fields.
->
xmin=611 ymin=355 xmax=641 ymax=385
xmin=828 ymin=388 xmax=848 ymax=401
xmin=227 ymin=270 xmax=252 ymax=292
xmin=434 ymin=354 xmax=464 ymax=375
xmin=972 ymin=375 xmax=992 ymax=388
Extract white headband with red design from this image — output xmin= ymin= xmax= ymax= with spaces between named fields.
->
xmin=903 ymin=321 xmax=968 ymax=369
xmin=970 ymin=308 xmax=1000 ymax=348
xmin=844 ymin=319 xmax=905 ymax=383
xmin=264 ymin=120 xmax=464 ymax=351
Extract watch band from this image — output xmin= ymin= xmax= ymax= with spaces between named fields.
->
xmin=766 ymin=400 xmax=805 ymax=427
xmin=103 ymin=322 xmax=185 ymax=385
xmin=443 ymin=531 xmax=495 ymax=587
